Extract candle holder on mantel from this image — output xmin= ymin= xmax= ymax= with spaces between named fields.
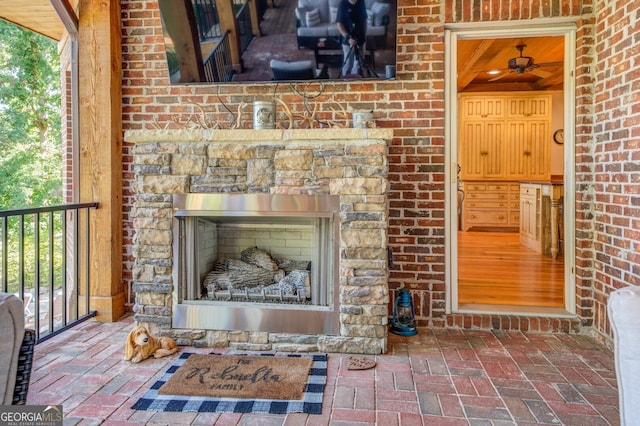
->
xmin=253 ymin=100 xmax=276 ymax=129
xmin=352 ymin=110 xmax=374 ymax=128
xmin=390 ymin=288 xmax=418 ymax=336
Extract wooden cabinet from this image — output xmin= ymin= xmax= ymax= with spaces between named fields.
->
xmin=459 ymin=92 xmax=552 ymax=181
xmin=505 ymin=120 xmax=550 ymax=180
xmin=519 ymin=184 xmax=541 ymax=251
xmin=505 ymin=95 xmax=551 ymax=118
xmin=462 ymin=182 xmax=520 ymax=231
xmin=460 ymin=96 xmax=505 ymax=119
xmin=459 ymin=120 xmax=504 ymax=180
xmin=519 ymin=183 xmax=564 ymax=257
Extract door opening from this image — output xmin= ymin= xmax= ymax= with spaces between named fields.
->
xmin=444 ymin=23 xmax=577 ymax=316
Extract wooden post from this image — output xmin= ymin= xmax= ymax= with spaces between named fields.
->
xmin=216 ymin=0 xmax=244 ymax=72
xmin=158 ymin=0 xmax=206 ymax=83
xmin=248 ymin=0 xmax=263 ymax=38
xmin=77 ymin=0 xmax=124 ymax=322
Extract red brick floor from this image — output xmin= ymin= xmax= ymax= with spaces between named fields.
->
xmin=27 ymin=316 xmax=619 ymax=425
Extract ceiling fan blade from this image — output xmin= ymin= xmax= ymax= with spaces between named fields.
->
xmin=471 ymin=68 xmax=509 ymax=74
xmin=535 ymin=61 xmax=563 ymax=68
xmin=488 ymin=72 xmax=511 ymax=82
xmin=529 ymin=68 xmax=552 ymax=78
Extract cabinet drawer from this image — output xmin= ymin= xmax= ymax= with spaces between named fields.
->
xmin=487 ymin=184 xmax=509 ymax=191
xmin=465 ymin=210 xmax=509 ymax=225
xmin=467 ymin=201 xmax=509 ymax=209
xmin=520 ymin=186 xmax=538 ymax=196
xmin=467 ymin=192 xmax=508 ymax=201
xmin=509 ymin=211 xmax=520 ymax=223
xmin=465 ymin=183 xmax=487 ymax=191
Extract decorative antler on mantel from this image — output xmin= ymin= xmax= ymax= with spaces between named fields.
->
xmin=149 ymin=88 xmax=372 ymax=130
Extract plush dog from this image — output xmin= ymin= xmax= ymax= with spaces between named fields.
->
xmin=124 ymin=325 xmax=178 ymax=363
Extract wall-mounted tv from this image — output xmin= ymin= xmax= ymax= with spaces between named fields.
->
xmin=158 ymin=0 xmax=397 ymax=84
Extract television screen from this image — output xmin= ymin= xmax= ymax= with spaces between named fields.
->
xmin=158 ymin=0 xmax=397 ymax=83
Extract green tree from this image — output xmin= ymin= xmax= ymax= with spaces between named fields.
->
xmin=0 ymin=20 xmax=62 ymax=209
xmin=0 ymin=21 xmax=63 ymax=298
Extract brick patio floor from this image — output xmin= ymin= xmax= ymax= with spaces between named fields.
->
xmin=27 ymin=316 xmax=619 ymax=425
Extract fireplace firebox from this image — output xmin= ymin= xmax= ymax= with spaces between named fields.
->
xmin=172 ymin=193 xmax=341 ymax=335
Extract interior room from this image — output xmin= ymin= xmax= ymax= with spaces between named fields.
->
xmin=455 ymin=36 xmax=567 ymax=314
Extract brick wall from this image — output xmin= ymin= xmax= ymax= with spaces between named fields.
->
xmin=590 ymin=0 xmax=640 ymax=344
xmin=117 ymin=0 xmax=638 ymax=345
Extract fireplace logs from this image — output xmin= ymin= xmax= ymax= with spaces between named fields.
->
xmin=202 ymin=247 xmax=311 ymax=303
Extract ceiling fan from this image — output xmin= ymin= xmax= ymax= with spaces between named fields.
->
xmin=487 ymin=44 xmax=563 ymax=82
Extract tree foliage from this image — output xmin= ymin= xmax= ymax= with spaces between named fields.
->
xmin=0 ymin=20 xmax=62 ymax=209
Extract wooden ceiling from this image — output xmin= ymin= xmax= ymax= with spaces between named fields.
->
xmin=0 ymin=0 xmax=78 ymax=41
xmin=458 ymin=36 xmax=564 ymax=92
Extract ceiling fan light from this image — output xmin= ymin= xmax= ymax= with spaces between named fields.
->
xmin=487 ymin=70 xmax=500 ymax=75
xmin=515 ymin=57 xmax=531 ymax=67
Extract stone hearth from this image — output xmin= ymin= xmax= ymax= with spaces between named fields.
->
xmin=126 ymin=128 xmax=392 ymax=354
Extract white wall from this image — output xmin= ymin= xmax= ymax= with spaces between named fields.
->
xmin=550 ymin=91 xmax=565 ymax=177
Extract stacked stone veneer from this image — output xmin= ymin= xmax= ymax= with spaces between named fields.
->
xmin=126 ymin=128 xmax=393 ymax=354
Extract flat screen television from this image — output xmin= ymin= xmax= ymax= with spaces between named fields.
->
xmin=158 ymin=0 xmax=397 ymax=84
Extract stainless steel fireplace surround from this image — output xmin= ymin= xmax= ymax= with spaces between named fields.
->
xmin=172 ymin=193 xmax=341 ymax=335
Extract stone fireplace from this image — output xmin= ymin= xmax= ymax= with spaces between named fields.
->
xmin=127 ymin=128 xmax=392 ymax=354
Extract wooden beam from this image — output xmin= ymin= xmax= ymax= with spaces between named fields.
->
xmin=534 ymin=70 xmax=564 ymax=90
xmin=78 ymin=0 xmax=124 ymax=322
xmin=457 ymin=40 xmax=494 ymax=92
xmin=50 ymin=0 xmax=78 ymax=38
xmin=158 ymin=0 xmax=205 ymax=83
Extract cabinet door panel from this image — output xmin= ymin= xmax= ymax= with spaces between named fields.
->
xmin=527 ymin=121 xmax=550 ymax=179
xmin=506 ymin=120 xmax=550 ymax=180
xmin=506 ymin=96 xmax=551 ymax=118
xmin=459 ymin=121 xmax=485 ymax=179
xmin=506 ymin=121 xmax=528 ymax=179
xmin=483 ymin=121 xmax=504 ymax=178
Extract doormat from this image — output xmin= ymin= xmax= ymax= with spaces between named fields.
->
xmin=131 ymin=352 xmax=327 ymax=414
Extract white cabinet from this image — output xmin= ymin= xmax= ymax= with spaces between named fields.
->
xmin=459 ymin=92 xmax=552 ymax=181
xmin=519 ymin=184 xmax=541 ymax=252
xmin=519 ymin=183 xmax=564 ymax=258
xmin=462 ymin=182 xmax=520 ymax=231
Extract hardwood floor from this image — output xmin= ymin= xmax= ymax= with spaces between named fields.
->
xmin=457 ymin=231 xmax=565 ymax=308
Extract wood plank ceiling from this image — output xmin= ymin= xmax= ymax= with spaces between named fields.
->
xmin=0 ymin=0 xmax=78 ymax=41
xmin=458 ymin=36 xmax=564 ymax=92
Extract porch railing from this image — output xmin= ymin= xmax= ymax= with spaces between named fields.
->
xmin=203 ymin=31 xmax=234 ymax=82
xmin=0 ymin=203 xmax=99 ymax=343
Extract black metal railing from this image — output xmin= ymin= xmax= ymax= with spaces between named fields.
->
xmin=193 ymin=0 xmax=222 ymax=41
xmin=235 ymin=0 xmax=253 ymax=53
xmin=1 ymin=203 xmax=99 ymax=342
xmin=203 ymin=32 xmax=235 ymax=82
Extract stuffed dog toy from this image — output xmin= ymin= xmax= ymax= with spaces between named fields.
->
xmin=124 ymin=325 xmax=178 ymax=363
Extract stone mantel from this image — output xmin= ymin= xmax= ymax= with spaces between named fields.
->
xmin=124 ymin=128 xmax=394 ymax=144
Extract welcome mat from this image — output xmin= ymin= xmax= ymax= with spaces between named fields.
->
xmin=132 ymin=352 xmax=327 ymax=414
xmin=158 ymin=354 xmax=312 ymax=400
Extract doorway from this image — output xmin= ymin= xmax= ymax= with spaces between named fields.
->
xmin=444 ymin=23 xmax=577 ymax=316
